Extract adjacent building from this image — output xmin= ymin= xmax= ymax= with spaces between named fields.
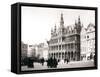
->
xmin=47 ymin=13 xmax=81 ymax=61
xmin=37 ymin=43 xmax=48 ymax=59
xmin=27 ymin=44 xmax=38 ymax=57
xmin=81 ymin=23 xmax=95 ymax=60
xmin=27 ymin=43 xmax=48 ymax=59
xmin=21 ymin=42 xmax=28 ymax=59
xmin=80 ymin=26 xmax=87 ymax=60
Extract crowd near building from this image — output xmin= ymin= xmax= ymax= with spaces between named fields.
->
xmin=47 ymin=13 xmax=81 ymax=61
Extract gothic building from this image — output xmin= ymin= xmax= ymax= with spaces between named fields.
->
xmin=47 ymin=13 xmax=81 ymax=61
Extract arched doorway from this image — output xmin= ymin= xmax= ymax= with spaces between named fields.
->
xmin=75 ymin=51 xmax=77 ymax=61
xmin=59 ymin=52 xmax=61 ymax=59
xmin=68 ymin=52 xmax=70 ymax=60
xmin=71 ymin=51 xmax=73 ymax=60
xmin=51 ymin=53 xmax=53 ymax=58
xmin=54 ymin=53 xmax=55 ymax=58
xmin=56 ymin=53 xmax=58 ymax=59
xmin=62 ymin=52 xmax=64 ymax=59
xmin=65 ymin=52 xmax=67 ymax=59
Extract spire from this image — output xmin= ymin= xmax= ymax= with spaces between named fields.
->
xmin=51 ymin=28 xmax=53 ymax=35
xmin=78 ymin=16 xmax=81 ymax=25
xmin=54 ymin=24 xmax=56 ymax=32
xmin=77 ymin=16 xmax=81 ymax=33
xmin=60 ymin=13 xmax=64 ymax=28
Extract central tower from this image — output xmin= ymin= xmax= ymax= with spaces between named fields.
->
xmin=60 ymin=13 xmax=64 ymax=28
xmin=60 ymin=13 xmax=65 ymax=35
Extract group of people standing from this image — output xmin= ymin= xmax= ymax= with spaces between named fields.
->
xmin=25 ymin=57 xmax=70 ymax=68
xmin=47 ymin=57 xmax=58 ymax=68
xmin=47 ymin=57 xmax=70 ymax=68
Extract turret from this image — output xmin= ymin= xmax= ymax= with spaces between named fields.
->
xmin=78 ymin=16 xmax=81 ymax=26
xmin=54 ymin=24 xmax=57 ymax=33
xmin=60 ymin=13 xmax=65 ymax=34
xmin=60 ymin=13 xmax=64 ymax=28
xmin=77 ymin=16 xmax=81 ymax=32
xmin=51 ymin=28 xmax=53 ymax=35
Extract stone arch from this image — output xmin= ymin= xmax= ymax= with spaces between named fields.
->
xmin=59 ymin=52 xmax=61 ymax=59
xmin=51 ymin=53 xmax=53 ymax=58
xmin=54 ymin=53 xmax=55 ymax=58
xmin=56 ymin=53 xmax=58 ymax=58
xmin=62 ymin=52 xmax=64 ymax=59
xmin=71 ymin=51 xmax=73 ymax=60
xmin=65 ymin=52 xmax=67 ymax=59
xmin=75 ymin=51 xmax=77 ymax=61
xmin=68 ymin=52 xmax=70 ymax=60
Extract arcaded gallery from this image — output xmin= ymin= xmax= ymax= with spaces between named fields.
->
xmin=48 ymin=13 xmax=81 ymax=61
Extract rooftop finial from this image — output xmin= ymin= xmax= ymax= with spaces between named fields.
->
xmin=78 ymin=16 xmax=81 ymax=23
xmin=61 ymin=13 xmax=64 ymax=22
xmin=60 ymin=13 xmax=64 ymax=28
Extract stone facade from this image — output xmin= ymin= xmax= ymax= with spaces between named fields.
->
xmin=27 ymin=44 xmax=38 ymax=57
xmin=28 ymin=43 xmax=48 ymax=59
xmin=47 ymin=13 xmax=81 ymax=61
xmin=81 ymin=23 xmax=95 ymax=60
xmin=37 ymin=43 xmax=48 ymax=59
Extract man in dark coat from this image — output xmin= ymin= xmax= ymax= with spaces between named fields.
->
xmin=47 ymin=57 xmax=53 ymax=68
xmin=67 ymin=58 xmax=69 ymax=64
xmin=53 ymin=57 xmax=58 ymax=68
xmin=41 ymin=57 xmax=45 ymax=66
xmin=27 ymin=57 xmax=34 ymax=68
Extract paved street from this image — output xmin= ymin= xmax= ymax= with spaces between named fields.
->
xmin=21 ymin=60 xmax=94 ymax=71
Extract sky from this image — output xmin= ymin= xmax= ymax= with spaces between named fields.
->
xmin=21 ymin=6 xmax=95 ymax=45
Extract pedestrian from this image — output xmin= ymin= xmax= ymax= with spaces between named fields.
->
xmin=41 ymin=57 xmax=45 ymax=66
xmin=47 ymin=57 xmax=52 ymax=68
xmin=64 ymin=58 xmax=67 ymax=63
xmin=50 ymin=57 xmax=53 ymax=68
xmin=47 ymin=57 xmax=53 ymax=68
xmin=67 ymin=58 xmax=69 ymax=64
xmin=27 ymin=57 xmax=34 ymax=68
xmin=53 ymin=57 xmax=58 ymax=68
xmin=47 ymin=58 xmax=49 ymax=68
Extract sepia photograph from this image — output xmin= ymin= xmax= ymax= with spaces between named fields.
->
xmin=21 ymin=5 xmax=96 ymax=71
